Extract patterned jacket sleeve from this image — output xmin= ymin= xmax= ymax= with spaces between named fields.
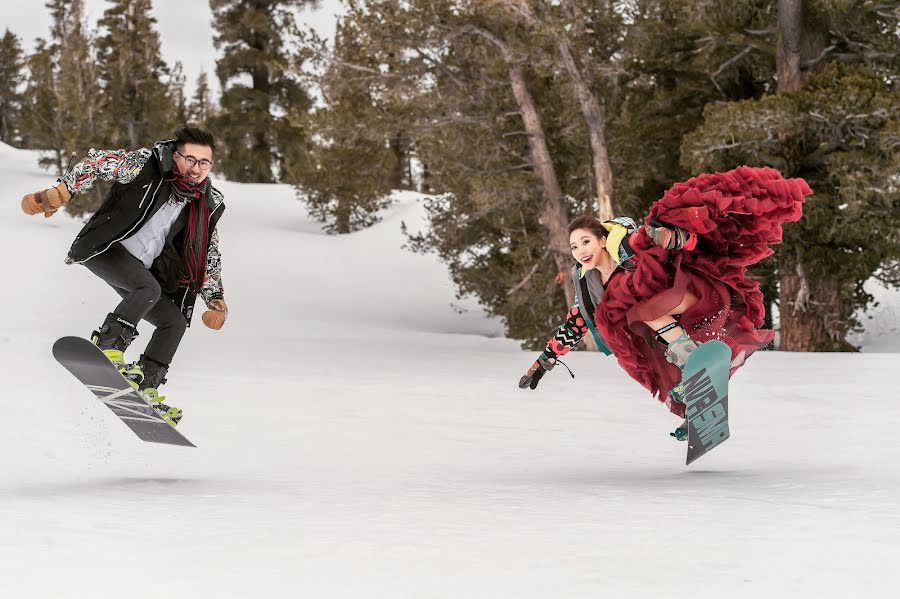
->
xmin=200 ymin=228 xmax=224 ymax=305
xmin=61 ymin=148 xmax=153 ymax=194
xmin=540 ymin=305 xmax=589 ymax=361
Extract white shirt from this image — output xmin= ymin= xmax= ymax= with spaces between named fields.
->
xmin=120 ymin=197 xmax=187 ymax=268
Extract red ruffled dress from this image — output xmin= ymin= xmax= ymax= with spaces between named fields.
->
xmin=596 ymin=166 xmax=812 ymax=417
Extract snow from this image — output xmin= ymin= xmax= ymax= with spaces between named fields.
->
xmin=849 ymin=277 xmax=900 ymax=352
xmin=0 ymin=141 xmax=898 ymax=598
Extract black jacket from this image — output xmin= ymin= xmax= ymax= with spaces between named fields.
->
xmin=66 ymin=141 xmax=225 ymax=324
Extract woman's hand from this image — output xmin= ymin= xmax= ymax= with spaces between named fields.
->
xmin=518 ymin=355 xmax=556 ymax=390
xmin=644 ymin=221 xmax=697 ymax=251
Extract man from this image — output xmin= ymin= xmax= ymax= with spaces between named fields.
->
xmin=22 ymin=126 xmax=228 ymax=426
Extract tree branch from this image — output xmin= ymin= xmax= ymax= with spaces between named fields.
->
xmin=802 ymin=44 xmax=837 ymax=69
xmin=507 ymin=249 xmax=550 ymax=296
xmin=461 ymin=24 xmax=513 ymax=63
xmin=710 ymin=44 xmax=757 ymax=97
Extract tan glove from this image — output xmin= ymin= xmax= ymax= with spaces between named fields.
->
xmin=202 ymin=299 xmax=228 ymax=330
xmin=22 ymin=182 xmax=72 ymax=218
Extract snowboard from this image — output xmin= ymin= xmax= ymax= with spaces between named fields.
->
xmin=683 ymin=340 xmax=730 ymax=465
xmin=52 ymin=336 xmax=195 ymax=447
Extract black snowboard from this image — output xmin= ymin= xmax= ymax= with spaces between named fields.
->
xmin=53 ymin=336 xmax=195 ymax=447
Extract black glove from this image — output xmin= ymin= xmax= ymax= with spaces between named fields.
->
xmin=518 ymin=355 xmax=556 ymax=390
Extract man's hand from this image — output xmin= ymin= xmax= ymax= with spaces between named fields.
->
xmin=202 ymin=299 xmax=228 ymax=330
xmin=518 ymin=355 xmax=556 ymax=390
xmin=22 ymin=182 xmax=72 ymax=218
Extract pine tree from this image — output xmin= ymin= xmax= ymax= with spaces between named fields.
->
xmin=168 ymin=61 xmax=189 ymax=128
xmin=188 ymin=71 xmax=215 ymax=126
xmin=19 ymin=39 xmax=57 ymax=152
xmin=96 ymin=0 xmax=172 ymax=148
xmin=209 ymin=0 xmax=314 ymax=183
xmin=19 ymin=0 xmax=102 ymax=184
xmin=46 ymin=0 xmax=107 ymax=213
xmin=681 ymin=0 xmax=900 ymax=351
xmin=0 ymin=29 xmax=25 ymax=145
xmin=609 ymin=0 xmax=775 ymax=218
xmin=301 ymin=0 xmax=615 ymax=344
xmin=55 ymin=0 xmax=102 ymax=143
xmin=278 ymin=0 xmax=899 ymax=350
xmin=606 ymin=0 xmax=784 ymax=330
xmin=294 ymin=19 xmax=397 ymax=233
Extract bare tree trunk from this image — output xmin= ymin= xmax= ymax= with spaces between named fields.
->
xmin=389 ymin=133 xmax=407 ymax=189
xmin=83 ymin=59 xmax=96 ymax=139
xmin=507 ymin=63 xmax=575 ymax=307
xmin=778 ymin=254 xmax=846 ymax=350
xmin=420 ymin=159 xmax=431 ymax=193
xmin=557 ymin=40 xmax=615 ymax=221
xmin=777 ymin=0 xmax=804 ymax=92
xmin=775 ymin=0 xmax=846 ymax=351
xmin=127 ymin=121 xmax=138 ymax=149
xmin=335 ymin=199 xmax=351 ymax=234
xmin=776 ymin=0 xmax=809 ymax=351
xmin=469 ymin=22 xmax=576 ymax=307
xmin=51 ymin=92 xmax=64 ymax=175
xmin=493 ymin=0 xmax=616 ymax=221
xmin=0 ymin=112 xmax=9 ymax=143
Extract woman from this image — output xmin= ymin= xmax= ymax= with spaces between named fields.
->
xmin=519 ymin=166 xmax=812 ymax=440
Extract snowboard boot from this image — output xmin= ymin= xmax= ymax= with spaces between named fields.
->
xmin=91 ymin=313 xmax=142 ymax=388
xmin=670 ymin=420 xmax=689 ymax=442
xmin=664 ymin=331 xmax=700 ymax=406
xmin=662 ymin=331 xmax=700 ymax=439
xmin=664 ymin=331 xmax=700 ymax=368
xmin=138 ymin=355 xmax=182 ymax=427
xmin=667 ymin=381 xmax=685 ymax=402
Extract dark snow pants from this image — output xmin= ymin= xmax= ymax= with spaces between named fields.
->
xmin=83 ymin=243 xmax=187 ymax=366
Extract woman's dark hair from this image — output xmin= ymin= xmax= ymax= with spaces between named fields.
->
xmin=173 ymin=125 xmax=216 ymax=152
xmin=567 ymin=215 xmax=606 ymax=240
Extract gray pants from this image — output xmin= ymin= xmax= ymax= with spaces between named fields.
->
xmin=83 ymin=243 xmax=187 ymax=366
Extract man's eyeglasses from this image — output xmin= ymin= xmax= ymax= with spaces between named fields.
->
xmin=175 ymin=150 xmax=213 ymax=171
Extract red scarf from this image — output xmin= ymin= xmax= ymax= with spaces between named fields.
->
xmin=166 ymin=164 xmax=210 ymax=292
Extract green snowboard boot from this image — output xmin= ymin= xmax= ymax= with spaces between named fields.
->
xmin=138 ymin=355 xmax=181 ymax=427
xmin=670 ymin=420 xmax=689 ymax=442
xmin=664 ymin=332 xmax=701 ymax=441
xmin=141 ymin=387 xmax=183 ymax=427
xmin=90 ymin=313 xmax=142 ymax=389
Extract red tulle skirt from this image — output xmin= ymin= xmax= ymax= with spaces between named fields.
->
xmin=594 ymin=166 xmax=812 ymax=417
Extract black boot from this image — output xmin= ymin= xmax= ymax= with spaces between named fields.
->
xmin=90 ymin=314 xmax=140 ymax=381
xmin=138 ymin=355 xmax=168 ymax=391
xmin=138 ymin=355 xmax=181 ymax=427
xmin=91 ymin=313 xmax=138 ymax=352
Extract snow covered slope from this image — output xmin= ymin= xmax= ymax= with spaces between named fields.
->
xmin=0 ymin=142 xmax=897 ymax=598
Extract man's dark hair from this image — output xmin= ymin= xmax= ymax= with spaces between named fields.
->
xmin=173 ymin=125 xmax=215 ymax=152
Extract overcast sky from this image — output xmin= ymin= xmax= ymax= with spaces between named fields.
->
xmin=3 ymin=0 xmax=343 ymax=96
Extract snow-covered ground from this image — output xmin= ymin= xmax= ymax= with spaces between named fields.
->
xmin=0 ymin=141 xmax=898 ymax=598
xmin=848 ymin=277 xmax=900 ymax=352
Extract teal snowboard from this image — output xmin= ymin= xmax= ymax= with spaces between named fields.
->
xmin=682 ymin=340 xmax=730 ymax=465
